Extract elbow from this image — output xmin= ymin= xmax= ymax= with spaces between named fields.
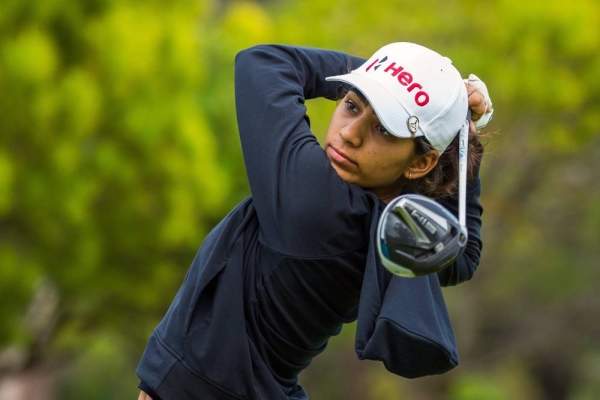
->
xmin=438 ymin=240 xmax=482 ymax=286
xmin=235 ymin=45 xmax=262 ymax=68
xmin=457 ymin=254 xmax=480 ymax=285
xmin=234 ymin=45 xmax=273 ymax=95
xmin=234 ymin=45 xmax=288 ymax=88
xmin=235 ymin=44 xmax=278 ymax=68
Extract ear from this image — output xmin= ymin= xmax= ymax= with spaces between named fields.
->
xmin=404 ymin=150 xmax=439 ymax=180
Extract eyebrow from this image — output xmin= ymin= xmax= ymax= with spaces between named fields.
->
xmin=348 ymin=87 xmax=385 ymax=126
xmin=349 ymin=88 xmax=370 ymax=107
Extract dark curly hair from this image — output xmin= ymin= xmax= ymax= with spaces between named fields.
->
xmin=405 ymin=132 xmax=484 ymax=199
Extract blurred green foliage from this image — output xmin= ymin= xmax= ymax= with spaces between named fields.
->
xmin=0 ymin=0 xmax=230 ymax=368
xmin=1 ymin=0 xmax=600 ymax=399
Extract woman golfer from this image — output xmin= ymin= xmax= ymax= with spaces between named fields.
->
xmin=137 ymin=42 xmax=493 ymax=400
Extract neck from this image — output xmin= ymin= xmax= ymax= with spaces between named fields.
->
xmin=371 ymin=184 xmax=404 ymax=204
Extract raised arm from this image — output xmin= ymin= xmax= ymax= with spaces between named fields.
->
xmin=436 ymin=170 xmax=483 ymax=286
xmin=234 ymin=45 xmax=370 ymax=256
xmin=436 ymin=76 xmax=491 ymax=286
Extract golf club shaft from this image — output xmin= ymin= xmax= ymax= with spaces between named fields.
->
xmin=458 ymin=113 xmax=470 ymax=229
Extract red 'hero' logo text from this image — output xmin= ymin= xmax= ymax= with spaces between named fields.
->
xmin=365 ymin=58 xmax=430 ymax=106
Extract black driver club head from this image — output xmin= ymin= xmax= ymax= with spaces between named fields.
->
xmin=376 ymin=194 xmax=468 ymax=277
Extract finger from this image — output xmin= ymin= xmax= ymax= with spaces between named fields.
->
xmin=466 ymin=88 xmax=487 ymax=115
xmin=465 ymin=74 xmax=494 ymax=130
xmin=469 ymin=120 xmax=477 ymax=134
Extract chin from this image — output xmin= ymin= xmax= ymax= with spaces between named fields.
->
xmin=330 ymin=163 xmax=349 ymax=181
xmin=335 ymin=169 xmax=360 ymax=186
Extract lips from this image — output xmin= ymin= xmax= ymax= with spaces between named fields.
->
xmin=328 ymin=146 xmax=357 ymax=167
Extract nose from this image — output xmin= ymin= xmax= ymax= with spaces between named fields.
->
xmin=339 ymin=118 xmax=365 ymax=147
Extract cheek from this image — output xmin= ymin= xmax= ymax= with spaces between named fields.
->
xmin=365 ymin=145 xmax=413 ymax=181
xmin=370 ymin=144 xmax=411 ymax=170
xmin=376 ymin=159 xmax=406 ymax=181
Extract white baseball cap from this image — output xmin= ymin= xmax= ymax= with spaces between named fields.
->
xmin=326 ymin=42 xmax=468 ymax=153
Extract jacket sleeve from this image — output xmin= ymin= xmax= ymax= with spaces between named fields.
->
xmin=435 ymin=170 xmax=484 ymax=286
xmin=234 ymin=45 xmax=371 ymax=257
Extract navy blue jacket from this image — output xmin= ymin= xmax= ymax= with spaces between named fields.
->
xmin=136 ymin=45 xmax=483 ymax=400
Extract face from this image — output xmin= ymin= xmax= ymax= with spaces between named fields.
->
xmin=324 ymin=90 xmax=416 ymax=201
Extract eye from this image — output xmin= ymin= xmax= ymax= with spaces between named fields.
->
xmin=345 ymin=100 xmax=359 ymax=114
xmin=375 ymin=124 xmax=391 ymax=136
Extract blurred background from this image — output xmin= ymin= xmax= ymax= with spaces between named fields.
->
xmin=1 ymin=0 xmax=599 ymax=399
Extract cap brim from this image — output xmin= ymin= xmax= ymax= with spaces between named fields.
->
xmin=326 ymin=72 xmax=422 ymax=139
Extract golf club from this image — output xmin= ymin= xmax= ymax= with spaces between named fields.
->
xmin=376 ymin=112 xmax=470 ymax=277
